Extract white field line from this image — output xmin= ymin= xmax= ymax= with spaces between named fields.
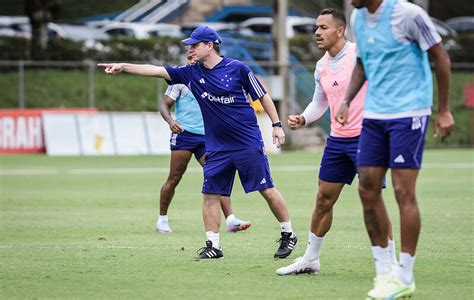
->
xmin=70 ymin=167 xmax=172 ymax=174
xmin=0 ymin=163 xmax=472 ymax=176
xmin=0 ymin=244 xmax=149 ymax=250
xmin=0 ymin=169 xmax=59 ymax=175
xmin=69 ymin=165 xmax=318 ymax=174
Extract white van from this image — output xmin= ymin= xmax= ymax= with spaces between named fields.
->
xmin=101 ymin=22 xmax=183 ymax=39
xmin=239 ymin=16 xmax=316 ymax=38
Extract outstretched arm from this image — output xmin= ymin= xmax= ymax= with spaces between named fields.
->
xmin=259 ymin=93 xmax=285 ymax=147
xmin=335 ymin=58 xmax=366 ymax=125
xmin=428 ymin=43 xmax=455 ymax=141
xmin=97 ymin=63 xmax=171 ymax=81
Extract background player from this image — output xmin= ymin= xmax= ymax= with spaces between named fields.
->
xmin=336 ymin=0 xmax=454 ymax=298
xmin=276 ymin=8 xmax=396 ymax=276
xmin=157 ymin=52 xmax=251 ymax=234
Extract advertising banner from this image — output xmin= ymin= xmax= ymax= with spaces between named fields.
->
xmin=144 ymin=113 xmax=171 ymax=155
xmin=111 ymin=113 xmax=149 ymax=155
xmin=42 ymin=113 xmax=81 ymax=156
xmin=43 ymin=112 xmax=172 ymax=156
xmin=77 ymin=113 xmax=115 ymax=155
xmin=0 ymin=108 xmax=95 ymax=154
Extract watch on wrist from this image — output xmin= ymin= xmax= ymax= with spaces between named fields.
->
xmin=272 ymin=121 xmax=282 ymax=128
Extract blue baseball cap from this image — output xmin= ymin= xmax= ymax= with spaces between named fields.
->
xmin=181 ymin=26 xmax=222 ymax=45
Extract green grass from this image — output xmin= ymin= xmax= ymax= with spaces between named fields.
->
xmin=1 ymin=149 xmax=473 ymax=299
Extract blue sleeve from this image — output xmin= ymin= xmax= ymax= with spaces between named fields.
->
xmin=164 ymin=65 xmax=192 ymax=85
xmin=239 ymin=63 xmax=267 ymax=100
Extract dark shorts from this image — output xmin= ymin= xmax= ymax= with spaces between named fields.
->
xmin=202 ymin=147 xmax=274 ymax=196
xmin=170 ymin=130 xmax=206 ymax=160
xmin=357 ymin=116 xmax=429 ymax=169
xmin=319 ymin=136 xmax=359 ymax=185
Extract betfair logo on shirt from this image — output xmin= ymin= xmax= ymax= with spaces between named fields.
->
xmin=201 ymin=92 xmax=235 ymax=104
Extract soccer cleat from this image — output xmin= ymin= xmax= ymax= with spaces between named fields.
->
xmin=366 ymin=272 xmax=415 ymax=299
xmin=226 ymin=218 xmax=251 ymax=233
xmin=195 ymin=240 xmax=223 ymax=260
xmin=367 ymin=273 xmax=393 ymax=299
xmin=276 ymin=256 xmax=320 ymax=276
xmin=156 ymin=220 xmax=172 ymax=233
xmin=274 ymin=232 xmax=298 ymax=258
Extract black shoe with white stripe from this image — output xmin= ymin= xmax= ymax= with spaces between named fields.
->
xmin=195 ymin=240 xmax=223 ymax=260
xmin=274 ymin=232 xmax=297 ymax=259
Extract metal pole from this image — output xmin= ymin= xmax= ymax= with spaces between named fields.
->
xmin=88 ymin=62 xmax=95 ymax=108
xmin=18 ymin=60 xmax=25 ymax=108
xmin=344 ymin=0 xmax=354 ymax=41
xmin=289 ymin=66 xmax=296 ymax=115
xmin=157 ymin=79 xmax=163 ymax=111
xmin=273 ymin=0 xmax=290 ymax=142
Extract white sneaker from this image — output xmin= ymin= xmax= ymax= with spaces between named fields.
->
xmin=276 ymin=256 xmax=320 ymax=276
xmin=366 ymin=272 xmax=415 ymax=299
xmin=156 ymin=220 xmax=172 ymax=233
xmin=226 ymin=218 xmax=251 ymax=233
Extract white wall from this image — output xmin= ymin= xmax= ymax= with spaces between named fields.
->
xmin=43 ymin=111 xmax=280 ymax=156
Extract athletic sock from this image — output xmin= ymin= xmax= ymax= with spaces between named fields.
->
xmin=206 ymin=231 xmax=220 ymax=249
xmin=388 ymin=239 xmax=399 ymax=271
xmin=302 ymin=231 xmax=324 ymax=262
xmin=398 ymin=252 xmax=415 ymax=285
xmin=279 ymin=221 xmax=294 ymax=235
xmin=225 ymin=214 xmax=236 ymax=225
xmin=158 ymin=215 xmax=168 ymax=223
xmin=371 ymin=245 xmax=392 ymax=276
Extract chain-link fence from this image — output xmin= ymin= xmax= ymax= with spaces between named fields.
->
xmin=1 ymin=60 xmax=472 ymax=146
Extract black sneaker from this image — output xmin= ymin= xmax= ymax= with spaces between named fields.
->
xmin=274 ymin=232 xmax=297 ymax=258
xmin=195 ymin=240 xmax=223 ymax=260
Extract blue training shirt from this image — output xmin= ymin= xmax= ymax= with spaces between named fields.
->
xmin=165 ymin=57 xmax=267 ymax=152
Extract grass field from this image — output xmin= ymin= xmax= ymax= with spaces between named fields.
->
xmin=0 ymin=149 xmax=473 ymax=299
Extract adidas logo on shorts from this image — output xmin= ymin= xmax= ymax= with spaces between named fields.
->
xmin=260 ymin=178 xmax=267 ymax=185
xmin=412 ymin=117 xmax=422 ymax=130
xmin=394 ymin=155 xmax=405 ymax=163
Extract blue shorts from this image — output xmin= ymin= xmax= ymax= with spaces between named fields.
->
xmin=357 ymin=116 xmax=429 ymax=169
xmin=170 ymin=130 xmax=206 ymax=160
xmin=202 ymin=147 xmax=274 ymax=196
xmin=319 ymin=136 xmax=359 ymax=185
